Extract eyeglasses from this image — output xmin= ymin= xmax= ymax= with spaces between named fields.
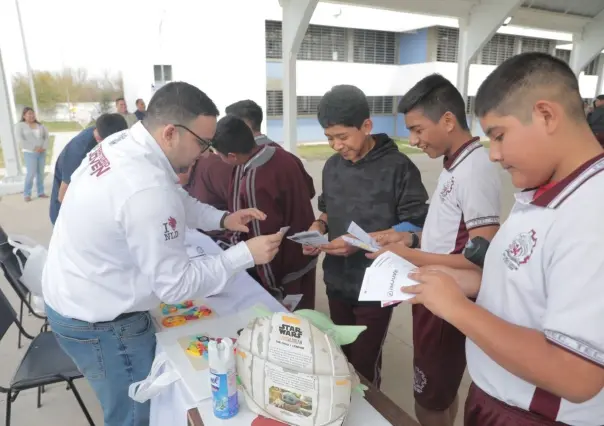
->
xmin=174 ymin=124 xmax=212 ymax=154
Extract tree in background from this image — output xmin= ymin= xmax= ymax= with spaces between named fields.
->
xmin=12 ymin=68 xmax=123 ymax=115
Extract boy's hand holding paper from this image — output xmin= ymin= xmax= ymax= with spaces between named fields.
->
xmin=359 ymin=251 xmax=418 ymax=303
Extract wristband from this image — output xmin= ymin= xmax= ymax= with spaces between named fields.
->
xmin=314 ymin=219 xmax=328 ymax=234
xmin=409 ymin=232 xmax=420 ymax=249
xmin=220 ymin=212 xmax=229 ymax=229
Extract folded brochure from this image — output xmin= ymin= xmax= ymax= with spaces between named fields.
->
xmin=360 ymin=251 xmax=417 ymax=303
xmin=287 ymin=230 xmax=329 ymax=247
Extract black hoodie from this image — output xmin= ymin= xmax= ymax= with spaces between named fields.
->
xmin=317 ymin=134 xmax=429 ymax=302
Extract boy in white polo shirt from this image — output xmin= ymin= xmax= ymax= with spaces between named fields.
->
xmin=370 ymin=74 xmax=501 ymax=426
xmin=407 ymin=53 xmax=604 ymax=425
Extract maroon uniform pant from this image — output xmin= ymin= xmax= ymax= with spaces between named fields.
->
xmin=412 ymin=304 xmax=467 ymax=410
xmin=465 ymin=383 xmax=567 ymax=426
xmin=328 ymin=298 xmax=393 ymax=388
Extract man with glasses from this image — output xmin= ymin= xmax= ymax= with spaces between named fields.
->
xmin=42 ymin=82 xmax=284 ymax=426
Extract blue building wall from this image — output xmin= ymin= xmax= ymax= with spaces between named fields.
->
xmin=265 ymin=29 xmax=433 ymax=143
xmin=398 ymin=29 xmax=428 ymax=65
xmin=267 ymin=115 xmax=396 ymax=143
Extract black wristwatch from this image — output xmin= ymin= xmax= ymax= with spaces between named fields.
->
xmin=409 ymin=232 xmax=420 ymax=249
xmin=220 ymin=212 xmax=229 ymax=229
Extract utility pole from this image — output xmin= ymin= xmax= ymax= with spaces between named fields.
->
xmin=15 ymin=0 xmax=39 ymax=114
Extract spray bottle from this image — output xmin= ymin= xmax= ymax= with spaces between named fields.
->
xmin=208 ymin=337 xmax=239 ymax=419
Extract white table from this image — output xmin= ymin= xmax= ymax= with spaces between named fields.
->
xmin=149 ymin=230 xmax=399 ymax=426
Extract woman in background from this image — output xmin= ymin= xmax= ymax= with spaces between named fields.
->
xmin=15 ymin=107 xmax=49 ymax=201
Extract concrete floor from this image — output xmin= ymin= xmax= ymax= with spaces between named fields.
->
xmin=0 ymin=154 xmax=516 ymax=426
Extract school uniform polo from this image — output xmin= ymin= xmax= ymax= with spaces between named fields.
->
xmin=413 ymin=138 xmax=502 ymax=410
xmin=466 ymin=153 xmax=604 ymax=425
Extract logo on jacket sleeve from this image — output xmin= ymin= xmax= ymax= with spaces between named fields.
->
xmin=503 ymin=230 xmax=537 ymax=270
xmin=162 ymin=216 xmax=179 ymax=241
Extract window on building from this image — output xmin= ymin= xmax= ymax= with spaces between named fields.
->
xmin=266 ymin=90 xmax=284 ymax=116
xmin=583 ymin=54 xmax=601 ymax=76
xmin=153 ymin=65 xmax=172 ymax=85
xmin=299 ymin=25 xmax=348 ymax=61
xmin=465 ymin=96 xmax=475 ymax=116
xmin=436 ymin=27 xmax=458 ymax=63
xmin=555 ymin=49 xmax=571 ymax=64
xmin=297 ymin=96 xmax=323 ymax=115
xmin=265 ymin=21 xmax=348 ymax=61
xmin=480 ymin=34 xmax=516 ymax=66
xmin=266 ymin=21 xmax=282 ymax=59
xmin=353 ymin=29 xmax=396 ymax=64
xmin=368 ymin=96 xmax=395 ymax=114
xmin=520 ymin=37 xmax=554 ymax=54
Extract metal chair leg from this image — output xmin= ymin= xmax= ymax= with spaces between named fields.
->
xmin=37 ymin=386 xmax=42 ymax=408
xmin=68 ymin=380 xmax=95 ymax=426
xmin=18 ymin=301 xmax=23 ymax=349
xmin=5 ymin=390 xmax=12 ymax=426
xmin=27 ymin=292 xmax=32 ymax=316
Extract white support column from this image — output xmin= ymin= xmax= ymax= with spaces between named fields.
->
xmin=456 ymin=0 xmax=523 ymax=100
xmin=280 ymin=0 xmax=318 ymax=154
xmin=596 ymin=60 xmax=604 ymax=97
xmin=570 ymin=10 xmax=604 ymax=76
xmin=0 ymin=48 xmax=23 ymax=184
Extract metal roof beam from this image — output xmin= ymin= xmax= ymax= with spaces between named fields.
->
xmin=457 ymin=0 xmax=523 ymax=99
xmin=570 ymin=9 xmax=604 ymax=76
xmin=280 ymin=0 xmax=318 ymax=153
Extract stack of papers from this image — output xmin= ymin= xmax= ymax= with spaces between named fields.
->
xmin=360 ymin=251 xmax=418 ymax=306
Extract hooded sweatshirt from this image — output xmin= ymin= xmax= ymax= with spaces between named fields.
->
xmin=318 ymin=134 xmax=429 ymax=302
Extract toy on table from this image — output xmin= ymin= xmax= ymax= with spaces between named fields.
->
xmin=185 ymin=335 xmax=238 ymax=360
xmin=160 ymin=304 xmax=213 ymax=328
xmin=161 ymin=300 xmax=194 ymax=315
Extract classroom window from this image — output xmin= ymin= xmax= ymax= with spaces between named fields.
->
xmin=265 ymin=21 xmax=347 ymax=61
xmin=153 ymin=65 xmax=172 ymax=85
xmin=520 ymin=37 xmax=554 ymax=54
xmin=266 ymin=90 xmax=284 ymax=116
xmin=353 ymin=29 xmax=396 ymax=64
xmin=465 ymin=96 xmax=475 ymax=116
xmin=297 ymin=96 xmax=323 ymax=115
xmin=480 ymin=34 xmax=516 ymax=66
xmin=436 ymin=27 xmax=458 ymax=63
xmin=265 ymin=21 xmax=282 ymax=59
xmin=368 ymin=96 xmax=395 ymax=114
xmin=555 ymin=49 xmax=571 ymax=64
xmin=583 ymin=54 xmax=601 ymax=76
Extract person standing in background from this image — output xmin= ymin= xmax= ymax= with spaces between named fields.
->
xmin=586 ymin=94 xmax=604 ymax=146
xmin=15 ymin=107 xmax=49 ymax=202
xmin=134 ymin=99 xmax=146 ymax=121
xmin=115 ymin=97 xmax=137 ymax=128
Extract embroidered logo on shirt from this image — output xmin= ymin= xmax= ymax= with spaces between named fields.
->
xmin=503 ymin=230 xmax=537 ymax=271
xmin=107 ymin=132 xmax=127 ymax=146
xmin=88 ymin=145 xmax=111 ymax=177
xmin=439 ymin=177 xmax=455 ymax=202
xmin=162 ymin=217 xmax=179 ymax=241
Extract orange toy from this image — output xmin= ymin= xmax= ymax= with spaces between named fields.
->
xmin=162 ymin=315 xmax=187 ymax=328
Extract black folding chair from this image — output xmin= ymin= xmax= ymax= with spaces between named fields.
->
xmin=0 ymin=285 xmax=95 ymax=426
xmin=0 ymin=229 xmax=48 ymax=349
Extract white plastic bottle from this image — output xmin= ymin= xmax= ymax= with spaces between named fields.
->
xmin=208 ymin=337 xmax=239 ymax=419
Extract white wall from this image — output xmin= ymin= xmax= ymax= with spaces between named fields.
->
xmin=122 ymin=0 xmax=267 ymax=132
xmin=289 ymin=61 xmax=601 ymax=98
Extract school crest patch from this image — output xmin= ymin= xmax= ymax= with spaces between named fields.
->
xmin=503 ymin=230 xmax=537 ymax=271
xmin=413 ymin=366 xmax=427 ymax=394
xmin=439 ymin=177 xmax=455 ymax=202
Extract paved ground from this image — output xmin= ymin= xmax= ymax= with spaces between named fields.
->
xmin=0 ymin=154 xmax=516 ymax=426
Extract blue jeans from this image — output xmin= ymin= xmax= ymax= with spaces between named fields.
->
xmin=45 ymin=305 xmax=157 ymax=426
xmin=23 ymin=151 xmax=46 ymax=197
